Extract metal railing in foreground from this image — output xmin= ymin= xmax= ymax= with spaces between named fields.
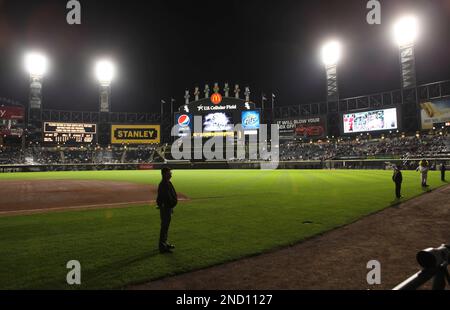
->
xmin=393 ymin=244 xmax=450 ymax=290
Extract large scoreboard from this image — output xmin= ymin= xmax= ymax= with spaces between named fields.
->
xmin=174 ymin=96 xmax=260 ymax=138
xmin=43 ymin=122 xmax=97 ymax=143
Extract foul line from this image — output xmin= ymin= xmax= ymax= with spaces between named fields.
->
xmin=0 ymin=200 xmax=180 ymax=217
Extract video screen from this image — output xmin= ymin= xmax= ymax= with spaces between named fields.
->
xmin=420 ymin=99 xmax=450 ymax=130
xmin=343 ymin=108 xmax=398 ymax=134
xmin=203 ymin=112 xmax=234 ymax=132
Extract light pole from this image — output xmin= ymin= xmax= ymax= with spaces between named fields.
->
xmin=271 ymin=93 xmax=276 ymax=122
xmin=95 ymin=60 xmax=115 ymax=146
xmin=160 ymin=99 xmax=166 ymax=121
xmin=393 ymin=15 xmax=418 ymax=89
xmin=95 ymin=60 xmax=115 ymax=113
xmin=170 ymin=98 xmax=175 ymax=117
xmin=25 ymin=52 xmax=48 ymax=142
xmin=170 ymin=98 xmax=176 ymax=143
xmin=321 ymin=41 xmax=342 ymax=139
xmin=321 ymin=40 xmax=342 ymax=103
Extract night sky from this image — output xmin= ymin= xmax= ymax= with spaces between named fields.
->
xmin=0 ymin=0 xmax=449 ymax=114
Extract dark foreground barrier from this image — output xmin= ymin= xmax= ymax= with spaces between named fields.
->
xmin=393 ymin=244 xmax=450 ymax=290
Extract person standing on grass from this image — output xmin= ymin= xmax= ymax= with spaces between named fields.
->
xmin=392 ymin=165 xmax=403 ymax=199
xmin=441 ymin=162 xmax=446 ymax=182
xmin=156 ymin=167 xmax=178 ymax=254
xmin=416 ymin=159 xmax=430 ymax=187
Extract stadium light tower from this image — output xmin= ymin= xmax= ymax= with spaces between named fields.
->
xmin=95 ymin=59 xmax=115 ymax=112
xmin=393 ymin=15 xmax=418 ymax=89
xmin=25 ymin=52 xmax=48 ymax=110
xmin=321 ymin=40 xmax=342 ymax=102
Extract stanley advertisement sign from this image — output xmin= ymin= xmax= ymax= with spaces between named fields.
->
xmin=111 ymin=125 xmax=160 ymax=144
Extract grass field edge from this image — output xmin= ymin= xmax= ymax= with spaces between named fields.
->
xmin=121 ymin=183 xmax=450 ymax=290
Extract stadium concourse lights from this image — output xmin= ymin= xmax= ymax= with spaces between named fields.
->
xmin=393 ymin=15 xmax=419 ymax=47
xmin=25 ymin=52 xmax=48 ymax=78
xmin=321 ymin=40 xmax=342 ymax=67
xmin=95 ymin=60 xmax=115 ymax=86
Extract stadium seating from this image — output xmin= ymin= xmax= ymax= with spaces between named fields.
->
xmin=0 ymin=134 xmax=448 ymax=165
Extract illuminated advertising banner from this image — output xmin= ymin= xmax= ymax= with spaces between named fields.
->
xmin=276 ymin=116 xmax=327 ymax=138
xmin=182 ymin=97 xmax=256 ymax=114
xmin=111 ymin=125 xmax=160 ymax=144
xmin=174 ymin=113 xmax=193 ymax=137
xmin=0 ymin=106 xmax=25 ymax=137
xmin=43 ymin=122 xmax=97 ymax=143
xmin=242 ymin=111 xmax=260 ymax=130
xmin=192 ymin=132 xmax=235 ymax=138
xmin=0 ymin=106 xmax=25 ymax=120
xmin=420 ymin=99 xmax=450 ymax=130
xmin=203 ymin=112 xmax=234 ymax=132
xmin=343 ymin=108 xmax=398 ymax=134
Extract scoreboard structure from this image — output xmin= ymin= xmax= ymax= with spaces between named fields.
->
xmin=174 ymin=95 xmax=259 ymax=138
xmin=43 ymin=122 xmax=97 ymax=144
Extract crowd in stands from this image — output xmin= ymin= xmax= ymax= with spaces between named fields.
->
xmin=0 ymin=147 xmax=23 ymax=165
xmin=0 ymin=145 xmax=158 ymax=165
xmin=125 ymin=146 xmax=155 ymax=163
xmin=0 ymin=133 xmax=448 ymax=165
xmin=279 ymin=134 xmax=450 ymax=161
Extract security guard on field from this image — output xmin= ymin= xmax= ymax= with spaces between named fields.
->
xmin=392 ymin=164 xmax=403 ymax=199
xmin=156 ymin=167 xmax=178 ymax=253
xmin=441 ymin=162 xmax=446 ymax=182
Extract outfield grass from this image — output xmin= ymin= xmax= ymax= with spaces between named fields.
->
xmin=0 ymin=169 xmax=445 ymax=289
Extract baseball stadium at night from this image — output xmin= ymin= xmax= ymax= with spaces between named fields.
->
xmin=0 ymin=0 xmax=449 ymax=306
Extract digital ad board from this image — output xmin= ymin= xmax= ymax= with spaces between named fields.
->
xmin=276 ymin=116 xmax=327 ymax=138
xmin=420 ymin=99 xmax=450 ymax=130
xmin=343 ymin=108 xmax=398 ymax=134
xmin=0 ymin=106 xmax=25 ymax=137
xmin=43 ymin=122 xmax=96 ymax=143
xmin=111 ymin=125 xmax=160 ymax=144
xmin=242 ymin=111 xmax=260 ymax=130
xmin=0 ymin=106 xmax=25 ymax=120
xmin=202 ymin=112 xmax=234 ymax=132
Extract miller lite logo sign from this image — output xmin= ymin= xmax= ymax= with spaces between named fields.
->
xmin=242 ymin=111 xmax=260 ymax=130
xmin=210 ymin=93 xmax=222 ymax=105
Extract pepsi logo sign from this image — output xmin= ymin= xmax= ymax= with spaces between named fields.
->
xmin=178 ymin=114 xmax=191 ymax=127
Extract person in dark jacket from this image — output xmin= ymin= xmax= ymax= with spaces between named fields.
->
xmin=392 ymin=165 xmax=403 ymax=199
xmin=156 ymin=167 xmax=178 ymax=253
xmin=440 ymin=162 xmax=446 ymax=182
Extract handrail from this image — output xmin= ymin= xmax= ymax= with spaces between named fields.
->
xmin=393 ymin=244 xmax=450 ymax=290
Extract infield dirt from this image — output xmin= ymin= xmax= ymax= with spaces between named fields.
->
xmin=0 ymin=180 xmax=188 ymax=216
